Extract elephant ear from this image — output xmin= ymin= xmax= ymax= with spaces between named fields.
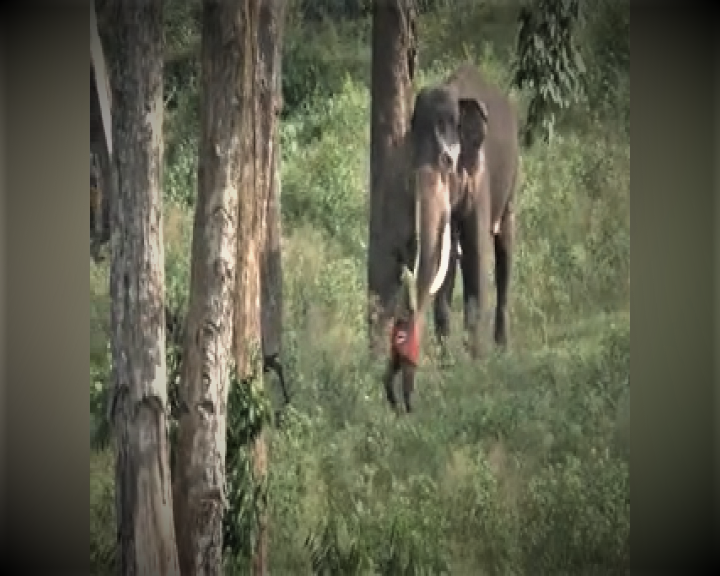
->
xmin=458 ymin=97 xmax=489 ymax=160
xmin=410 ymin=88 xmax=431 ymax=135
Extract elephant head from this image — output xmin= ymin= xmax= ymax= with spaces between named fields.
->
xmin=400 ymin=83 xmax=489 ymax=330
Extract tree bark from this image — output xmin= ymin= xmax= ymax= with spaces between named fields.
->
xmin=260 ymin=40 xmax=284 ymax=393
xmin=90 ymin=0 xmax=113 ymax=256
xmin=171 ymin=1 xmax=247 ymax=574
xmin=367 ymin=0 xmax=418 ymax=356
xmin=91 ymin=0 xmax=112 ymax=158
xmin=106 ymin=0 xmax=181 ymax=574
xmin=234 ymin=2 xmax=286 ymax=574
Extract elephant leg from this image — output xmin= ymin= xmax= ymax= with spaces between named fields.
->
xmin=459 ymin=211 xmax=490 ymax=359
xmin=433 ymin=241 xmax=458 ymax=353
xmin=382 ymin=354 xmax=401 ymax=414
xmin=401 ymin=361 xmax=416 ymax=413
xmin=493 ymin=203 xmax=515 ymax=348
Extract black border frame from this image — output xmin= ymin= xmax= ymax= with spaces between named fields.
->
xmin=0 ymin=2 xmax=718 ymax=571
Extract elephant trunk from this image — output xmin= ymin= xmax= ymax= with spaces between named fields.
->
xmin=387 ymin=166 xmax=451 ymax=380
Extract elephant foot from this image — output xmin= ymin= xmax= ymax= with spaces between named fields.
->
xmin=386 ymin=395 xmax=401 ymax=416
xmin=494 ymin=310 xmax=509 ymax=350
xmin=436 ymin=337 xmax=455 ymax=368
xmin=465 ymin=336 xmax=485 ymax=362
xmin=400 ymin=362 xmax=416 ymax=415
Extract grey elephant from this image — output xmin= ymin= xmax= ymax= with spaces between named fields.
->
xmin=380 ymin=63 xmax=520 ymax=413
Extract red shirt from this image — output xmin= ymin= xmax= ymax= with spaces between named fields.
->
xmin=391 ymin=318 xmax=420 ymax=366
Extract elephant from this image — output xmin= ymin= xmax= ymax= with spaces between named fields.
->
xmin=380 ymin=63 xmax=520 ymax=413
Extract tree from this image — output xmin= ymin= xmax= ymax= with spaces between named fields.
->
xmin=234 ymin=1 xmax=286 ymax=573
xmin=172 ymin=1 xmax=286 ymax=574
xmin=105 ymin=0 xmax=181 ymax=574
xmin=90 ymin=0 xmax=112 ymax=159
xmin=367 ymin=0 xmax=418 ymax=357
xmin=90 ymin=0 xmax=113 ymax=258
xmin=171 ymin=0 xmax=246 ymax=573
xmin=512 ymin=0 xmax=585 ymax=147
xmin=260 ymin=38 xmax=287 ymax=415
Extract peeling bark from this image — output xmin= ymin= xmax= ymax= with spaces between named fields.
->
xmin=368 ymin=0 xmax=418 ymax=356
xmin=171 ymin=1 xmax=246 ymax=574
xmin=170 ymin=2 xmax=285 ymax=573
xmin=106 ymin=0 xmax=180 ymax=574
xmin=234 ymin=2 xmax=286 ymax=574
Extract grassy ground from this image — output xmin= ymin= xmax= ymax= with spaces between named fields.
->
xmin=91 ymin=8 xmax=630 ymax=574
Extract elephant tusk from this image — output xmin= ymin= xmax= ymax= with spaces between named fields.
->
xmin=401 ymin=191 xmax=421 ymax=313
xmin=438 ymin=133 xmax=460 ymax=171
xmin=429 ymin=217 xmax=451 ymax=296
xmin=412 ymin=192 xmax=421 ymax=275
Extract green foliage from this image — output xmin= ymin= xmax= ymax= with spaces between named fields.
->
xmin=577 ymin=0 xmax=630 ymax=128
xmin=90 ymin=261 xmax=112 ymax=449
xmin=281 ymin=78 xmax=370 ymax=260
xmin=282 ymin=16 xmax=371 ymax=119
xmin=164 ymin=74 xmax=200 ymax=208
xmin=521 ymin=451 xmax=630 ymax=572
xmin=512 ymin=0 xmax=586 ymax=145
xmin=224 ymin=364 xmax=275 ymax=567
xmin=91 ymin=5 xmax=629 ymax=575
xmin=90 ymin=449 xmax=117 ymax=574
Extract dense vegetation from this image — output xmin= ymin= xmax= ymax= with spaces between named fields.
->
xmin=91 ymin=1 xmax=630 ymax=573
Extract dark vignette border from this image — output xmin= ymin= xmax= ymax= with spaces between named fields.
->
xmin=716 ymin=16 xmax=720 ymax=574
xmin=631 ymin=4 xmax=718 ymax=571
xmin=0 ymin=8 xmax=7 ymax=564
xmin=0 ymin=0 xmax=718 ymax=572
xmin=1 ymin=3 xmax=89 ymax=570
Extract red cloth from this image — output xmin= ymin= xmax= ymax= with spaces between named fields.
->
xmin=391 ymin=318 xmax=420 ymax=366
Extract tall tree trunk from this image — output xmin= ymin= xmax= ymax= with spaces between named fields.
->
xmin=90 ymin=0 xmax=113 ymax=257
xmin=171 ymin=1 xmax=246 ymax=574
xmin=234 ymin=2 xmax=286 ymax=574
xmin=106 ymin=0 xmax=181 ymax=574
xmin=260 ymin=41 xmax=285 ymax=407
xmin=90 ymin=0 xmax=112 ymax=158
xmin=367 ymin=0 xmax=418 ymax=356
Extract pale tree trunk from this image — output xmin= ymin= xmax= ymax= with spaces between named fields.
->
xmin=106 ymin=0 xmax=181 ymax=574
xmin=242 ymin=0 xmax=286 ymax=576
xmin=254 ymin=1 xmax=286 ymax=562
xmin=260 ymin=41 xmax=286 ymax=408
xmin=90 ymin=0 xmax=112 ymax=158
xmin=234 ymin=1 xmax=286 ymax=574
xmin=171 ymin=0 xmax=247 ymax=574
xmin=90 ymin=0 xmax=113 ymax=257
xmin=367 ymin=0 xmax=418 ymax=356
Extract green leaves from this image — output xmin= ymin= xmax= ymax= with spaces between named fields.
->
xmin=512 ymin=0 xmax=586 ymax=146
xmin=223 ymin=364 xmax=274 ymax=563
